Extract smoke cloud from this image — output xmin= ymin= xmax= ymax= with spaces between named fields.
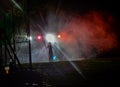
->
xmin=58 ymin=11 xmax=117 ymax=58
xmin=28 ymin=10 xmax=118 ymax=62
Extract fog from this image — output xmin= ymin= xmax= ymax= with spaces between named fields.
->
xmin=17 ymin=10 xmax=118 ymax=63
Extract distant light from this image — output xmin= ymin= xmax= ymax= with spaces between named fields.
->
xmin=27 ymin=36 xmax=33 ymax=40
xmin=53 ymin=55 xmax=57 ymax=60
xmin=37 ymin=35 xmax=42 ymax=40
xmin=57 ymin=34 xmax=61 ymax=38
xmin=45 ymin=34 xmax=56 ymax=43
xmin=29 ymin=36 xmax=32 ymax=40
xmin=5 ymin=66 xmax=9 ymax=74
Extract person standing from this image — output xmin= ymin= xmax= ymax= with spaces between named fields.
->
xmin=47 ymin=42 xmax=53 ymax=62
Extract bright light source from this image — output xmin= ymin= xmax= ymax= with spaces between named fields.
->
xmin=5 ymin=66 xmax=9 ymax=74
xmin=37 ymin=35 xmax=42 ymax=40
xmin=29 ymin=36 xmax=32 ymax=40
xmin=57 ymin=34 xmax=61 ymax=38
xmin=53 ymin=55 xmax=57 ymax=60
xmin=45 ymin=34 xmax=56 ymax=43
xmin=27 ymin=36 xmax=33 ymax=40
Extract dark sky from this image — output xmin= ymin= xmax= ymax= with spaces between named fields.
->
xmin=28 ymin=0 xmax=120 ymax=26
xmin=0 ymin=0 xmax=120 ymax=25
xmin=28 ymin=0 xmax=120 ymax=15
xmin=0 ymin=0 xmax=120 ymax=21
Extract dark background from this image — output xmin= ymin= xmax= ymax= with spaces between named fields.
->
xmin=0 ymin=0 xmax=120 ymax=58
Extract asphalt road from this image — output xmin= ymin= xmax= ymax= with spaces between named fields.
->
xmin=0 ymin=58 xmax=120 ymax=87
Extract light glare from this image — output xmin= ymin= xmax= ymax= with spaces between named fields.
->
xmin=27 ymin=36 xmax=32 ymax=40
xmin=57 ymin=35 xmax=61 ymax=38
xmin=37 ymin=35 xmax=42 ymax=40
xmin=45 ymin=34 xmax=56 ymax=43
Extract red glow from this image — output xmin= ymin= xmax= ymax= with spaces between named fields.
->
xmin=37 ymin=35 xmax=42 ymax=40
xmin=59 ymin=11 xmax=117 ymax=56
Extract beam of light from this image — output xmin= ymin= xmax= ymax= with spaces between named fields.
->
xmin=55 ymin=0 xmax=61 ymax=18
xmin=54 ymin=44 xmax=86 ymax=79
xmin=37 ymin=24 xmax=46 ymax=34
xmin=11 ymin=0 xmax=23 ymax=11
xmin=39 ymin=13 xmax=47 ymax=28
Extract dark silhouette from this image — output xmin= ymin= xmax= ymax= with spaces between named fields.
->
xmin=48 ymin=42 xmax=53 ymax=62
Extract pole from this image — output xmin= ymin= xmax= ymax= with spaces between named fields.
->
xmin=26 ymin=0 xmax=32 ymax=70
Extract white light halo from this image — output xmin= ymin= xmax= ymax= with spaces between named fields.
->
xmin=45 ymin=34 xmax=56 ymax=43
xmin=27 ymin=36 xmax=32 ymax=41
